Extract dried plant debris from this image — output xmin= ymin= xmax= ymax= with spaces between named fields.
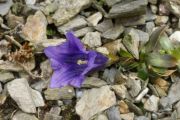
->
xmin=0 ymin=0 xmax=180 ymax=119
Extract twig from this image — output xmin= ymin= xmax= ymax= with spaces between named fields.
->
xmin=4 ymin=35 xmax=22 ymax=48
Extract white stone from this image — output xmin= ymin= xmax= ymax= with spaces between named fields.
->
xmin=144 ymin=95 xmax=159 ymax=112
xmin=169 ymin=31 xmax=180 ymax=44
xmin=87 ymin=12 xmax=102 ymax=26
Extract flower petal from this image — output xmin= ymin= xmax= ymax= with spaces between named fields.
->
xmin=49 ymin=64 xmax=87 ymax=88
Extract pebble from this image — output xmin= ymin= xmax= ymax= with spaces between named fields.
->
xmin=51 ymin=0 xmax=92 ymax=26
xmin=76 ymin=86 xmax=116 ymax=120
xmin=146 ymin=21 xmax=155 ymax=35
xmin=121 ymin=113 xmax=134 ymax=120
xmin=21 ymin=11 xmax=47 ymax=44
xmin=166 ymin=0 xmax=180 ymax=17
xmin=0 ymin=71 xmax=14 ymax=83
xmin=82 ymin=32 xmax=102 ymax=48
xmin=96 ymin=47 xmax=109 ymax=55
xmin=135 ymin=88 xmax=149 ymax=102
xmin=103 ymin=68 xmax=117 ymax=84
xmin=7 ymin=78 xmax=45 ymax=113
xmin=103 ymin=39 xmax=121 ymax=55
xmin=12 ymin=111 xmax=38 ymax=120
xmin=40 ymin=60 xmax=52 ymax=80
xmin=108 ymin=0 xmax=148 ymax=18
xmin=42 ymin=39 xmax=66 ymax=48
xmin=82 ymin=77 xmax=107 ymax=88
xmin=144 ymin=95 xmax=159 ymax=112
xmin=107 ymin=106 xmax=121 ymax=120
xmin=148 ymin=0 xmax=157 ymax=4
xmin=150 ymin=4 xmax=157 ymax=14
xmin=169 ymin=31 xmax=180 ymax=44
xmin=44 ymin=113 xmax=62 ymax=120
xmin=95 ymin=19 xmax=113 ymax=33
xmin=74 ymin=27 xmax=94 ymax=37
xmin=25 ymin=0 xmax=36 ymax=5
xmin=0 ymin=0 xmax=13 ymax=16
xmin=155 ymin=16 xmax=169 ymax=25
xmin=111 ymin=85 xmax=129 ymax=99
xmin=135 ymin=116 xmax=149 ymax=120
xmin=0 ymin=60 xmax=23 ymax=72
xmin=87 ymin=12 xmax=102 ymax=26
xmin=6 ymin=12 xmax=24 ymax=28
xmin=102 ymin=24 xmax=124 ymax=40
xmin=58 ymin=16 xmax=87 ymax=34
xmin=44 ymin=86 xmax=75 ymax=100
xmin=105 ymin=0 xmax=121 ymax=6
xmin=95 ymin=114 xmax=108 ymax=120
xmin=119 ymin=100 xmax=129 ymax=114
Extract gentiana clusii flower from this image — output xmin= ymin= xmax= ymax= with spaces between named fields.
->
xmin=44 ymin=32 xmax=108 ymax=88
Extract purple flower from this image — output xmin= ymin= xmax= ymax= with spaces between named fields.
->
xmin=44 ymin=32 xmax=108 ymax=88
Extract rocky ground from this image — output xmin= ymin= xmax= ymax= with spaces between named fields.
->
xmin=0 ymin=0 xmax=180 ymax=120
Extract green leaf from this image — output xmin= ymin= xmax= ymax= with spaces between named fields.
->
xmin=145 ymin=26 xmax=167 ymax=53
xmin=119 ymin=49 xmax=133 ymax=58
xmin=159 ymin=35 xmax=173 ymax=53
xmin=138 ymin=63 xmax=148 ymax=80
xmin=147 ymin=53 xmax=177 ymax=68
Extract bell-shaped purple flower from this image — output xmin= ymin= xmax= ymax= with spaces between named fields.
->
xmin=44 ymin=32 xmax=108 ymax=88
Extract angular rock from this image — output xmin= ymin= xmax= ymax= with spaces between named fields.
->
xmin=12 ymin=111 xmax=38 ymax=120
xmin=6 ymin=12 xmax=24 ymax=28
xmin=7 ymin=78 xmax=36 ymax=113
xmin=119 ymin=100 xmax=130 ymax=114
xmin=107 ymin=106 xmax=121 ymax=120
xmin=169 ymin=31 xmax=180 ymax=44
xmin=115 ymin=15 xmax=146 ymax=27
xmin=58 ymin=16 xmax=87 ymax=34
xmin=21 ymin=11 xmax=47 ymax=44
xmin=125 ymin=100 xmax=143 ymax=115
xmin=31 ymin=89 xmax=45 ymax=107
xmin=44 ymin=113 xmax=62 ymax=120
xmin=0 ymin=60 xmax=23 ymax=72
xmin=44 ymin=86 xmax=75 ymax=100
xmin=0 ymin=0 xmax=13 ymax=16
xmin=150 ymin=4 xmax=158 ymax=14
xmin=102 ymin=24 xmax=124 ymax=40
xmin=144 ymin=95 xmax=159 ymax=112
xmin=122 ymin=28 xmax=140 ymax=59
xmin=0 ymin=71 xmax=14 ymax=83
xmin=95 ymin=19 xmax=113 ymax=33
xmin=74 ymin=27 xmax=94 ymax=37
xmin=103 ymin=68 xmax=118 ymax=84
xmin=148 ymin=0 xmax=157 ymax=4
xmin=166 ymin=0 xmax=180 ymax=17
xmin=136 ymin=29 xmax=149 ymax=47
xmin=159 ymin=3 xmax=170 ymax=16
xmin=111 ymin=85 xmax=129 ymax=99
xmin=160 ymin=80 xmax=180 ymax=108
xmin=105 ymin=0 xmax=121 ymax=6
xmin=87 ymin=12 xmax=102 ymax=26
xmin=95 ymin=114 xmax=108 ymax=120
xmin=82 ymin=77 xmax=107 ymax=88
xmin=40 ymin=60 xmax=53 ymax=80
xmin=145 ymin=7 xmax=157 ymax=21
xmin=25 ymin=0 xmax=36 ymax=5
xmin=121 ymin=113 xmax=134 ymax=120
xmin=135 ymin=88 xmax=149 ymax=102
xmin=82 ymin=32 xmax=101 ymax=48
xmin=155 ymin=16 xmax=169 ymax=25
xmin=108 ymin=0 xmax=148 ymax=18
xmin=135 ymin=116 xmax=149 ymax=120
xmin=31 ymin=80 xmax=48 ymax=92
xmin=76 ymin=86 xmax=116 ymax=120
xmin=145 ymin=21 xmax=155 ymax=35
xmin=0 ymin=40 xmax=10 ymax=59
xmin=96 ymin=47 xmax=109 ymax=55
xmin=51 ymin=0 xmax=92 ymax=26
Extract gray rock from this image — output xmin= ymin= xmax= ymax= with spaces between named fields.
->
xmin=111 ymin=85 xmax=129 ymax=99
xmin=44 ymin=86 xmax=75 ymax=100
xmin=40 ymin=60 xmax=53 ymax=80
xmin=31 ymin=80 xmax=48 ymax=92
xmin=121 ymin=113 xmax=134 ymax=120
xmin=58 ymin=16 xmax=87 ymax=34
xmin=103 ymin=68 xmax=118 ymax=84
xmin=49 ymin=106 xmax=61 ymax=115
xmin=0 ymin=16 xmax=3 ymax=24
xmin=148 ymin=0 xmax=157 ymax=4
xmin=135 ymin=116 xmax=149 ymax=120
xmin=150 ymin=4 xmax=158 ymax=14
xmin=179 ymin=18 xmax=180 ymax=28
xmin=175 ymin=101 xmax=180 ymax=118
xmin=0 ymin=71 xmax=14 ymax=83
xmin=0 ymin=40 xmax=10 ymax=59
xmin=0 ymin=60 xmax=23 ymax=72
xmin=160 ymin=81 xmax=180 ymax=108
xmin=21 ymin=11 xmax=47 ymax=44
xmin=122 ymin=28 xmax=140 ymax=59
xmin=95 ymin=19 xmax=113 ymax=33
xmin=6 ymin=12 xmax=24 ymax=28
xmin=135 ymin=88 xmax=149 ymax=102
xmin=7 ymin=78 xmax=36 ymax=113
xmin=12 ymin=111 xmax=38 ymax=120
xmin=82 ymin=77 xmax=107 ymax=88
xmin=44 ymin=113 xmax=62 ymax=120
xmin=95 ymin=114 xmax=108 ymax=120
xmin=0 ymin=83 xmax=2 ymax=93
xmin=82 ymin=32 xmax=102 ymax=48
xmin=155 ymin=16 xmax=169 ymax=25
xmin=146 ymin=21 xmax=155 ymax=35
xmin=76 ymin=86 xmax=116 ymax=120
xmin=87 ymin=12 xmax=102 ymax=26
xmin=105 ymin=0 xmax=121 ymax=6
xmin=103 ymin=39 xmax=121 ymax=55
xmin=144 ymin=95 xmax=159 ymax=112
xmin=31 ymin=89 xmax=45 ymax=107
xmin=145 ymin=7 xmax=157 ymax=21
xmin=102 ymin=24 xmax=124 ymax=40
xmin=74 ymin=27 xmax=94 ymax=37
xmin=115 ymin=15 xmax=146 ymax=27
xmin=107 ymin=106 xmax=121 ymax=120
xmin=166 ymin=0 xmax=180 ymax=17
xmin=51 ymin=0 xmax=92 ymax=26
xmin=0 ymin=0 xmax=13 ymax=16
xmin=25 ymin=0 xmax=36 ymax=5
xmin=169 ymin=31 xmax=180 ymax=44
xmin=137 ymin=29 xmax=149 ymax=48
xmin=108 ymin=0 xmax=148 ymax=18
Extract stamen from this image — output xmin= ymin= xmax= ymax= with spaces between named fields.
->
xmin=77 ymin=59 xmax=88 ymax=65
